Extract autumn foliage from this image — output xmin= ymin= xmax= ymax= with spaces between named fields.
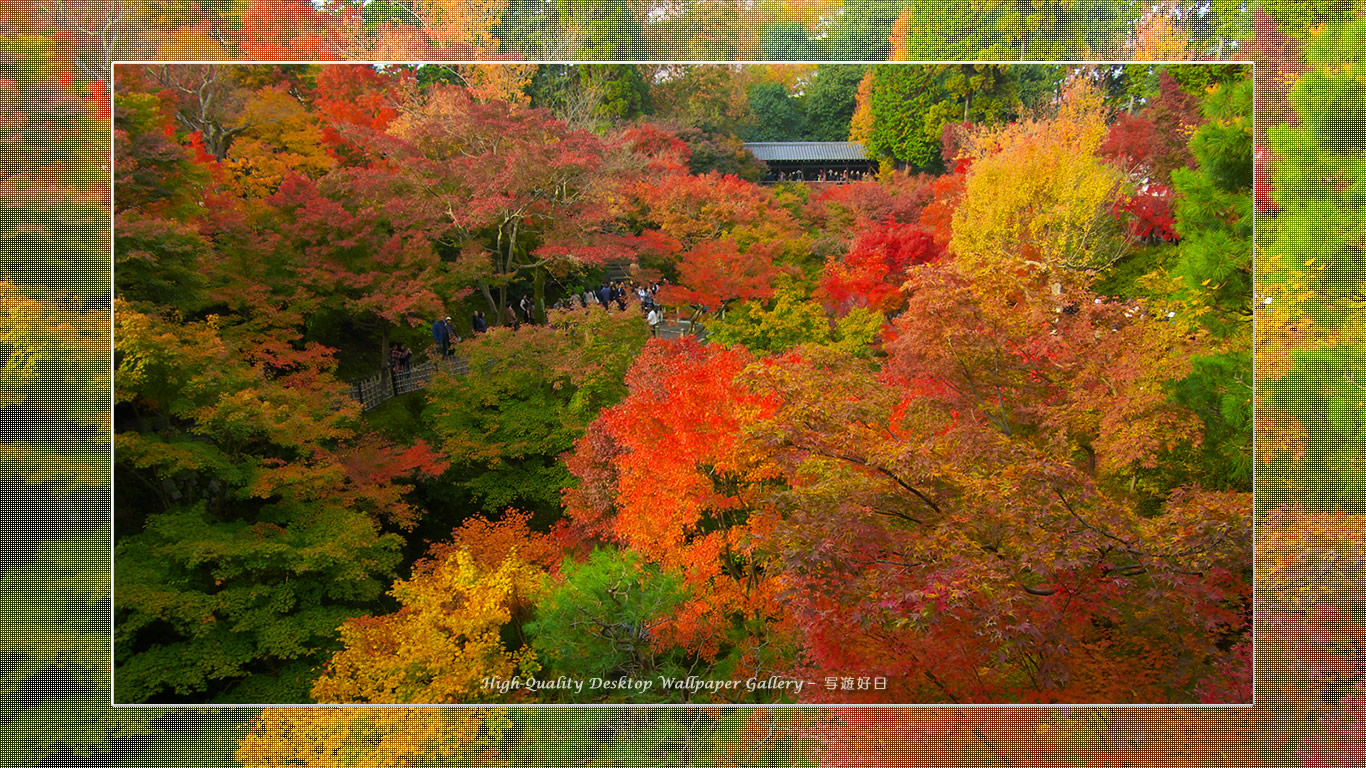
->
xmin=111 ymin=63 xmax=1252 ymax=719
xmin=5 ymin=0 xmax=1361 ymax=751
xmin=818 ymin=219 xmax=941 ymax=315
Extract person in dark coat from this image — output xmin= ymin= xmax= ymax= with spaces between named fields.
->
xmin=389 ymin=342 xmax=403 ymax=396
xmin=597 ymin=283 xmax=612 ymax=311
xmin=432 ymin=317 xmax=450 ymax=358
xmin=472 ymin=310 xmax=488 ymax=334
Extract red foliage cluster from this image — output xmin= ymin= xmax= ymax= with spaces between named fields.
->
xmin=1100 ymin=111 xmax=1158 ymax=170
xmin=1112 ymin=185 xmax=1178 ymax=242
xmin=616 ymin=122 xmax=692 ymax=175
xmin=939 ymin=119 xmax=973 ymax=167
xmin=658 ymin=239 xmax=789 ymax=312
xmin=238 ymin=0 xmax=350 ymax=60
xmin=1255 ymin=146 xmax=1280 ymax=214
xmin=1099 ymin=72 xmax=1202 ymax=185
xmin=312 ymin=66 xmax=408 ymax=164
xmin=818 ymin=220 xmax=942 ymax=315
xmin=806 ymin=174 xmax=936 ymax=233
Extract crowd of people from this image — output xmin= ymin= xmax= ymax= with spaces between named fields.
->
xmin=378 ymin=281 xmax=676 ymax=399
xmin=772 ymin=168 xmax=867 ymax=183
xmin=553 ymin=280 xmax=668 ymax=337
xmin=424 ymin=280 xmax=671 ymax=361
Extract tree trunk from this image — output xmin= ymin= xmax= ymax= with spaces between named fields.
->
xmin=502 ymin=218 xmax=517 ymax=326
xmin=533 ymin=265 xmax=546 ymax=324
xmin=480 ymin=281 xmax=498 ymax=320
xmin=379 ymin=324 xmax=390 ymax=372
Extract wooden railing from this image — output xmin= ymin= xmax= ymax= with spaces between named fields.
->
xmin=347 ymin=356 xmax=470 ymax=412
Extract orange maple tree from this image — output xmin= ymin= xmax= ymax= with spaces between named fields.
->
xmin=564 ymin=338 xmax=788 ymax=669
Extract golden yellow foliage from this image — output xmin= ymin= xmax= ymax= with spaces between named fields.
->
xmin=848 ymin=70 xmax=875 ymax=145
xmin=888 ymin=8 xmax=912 ymax=61
xmin=759 ymin=0 xmax=844 ymax=34
xmin=310 ymin=549 xmax=543 ymax=704
xmin=153 ymin=27 xmax=232 ymax=60
xmin=224 ymin=87 xmax=335 ymax=199
xmin=1129 ymin=12 xmax=1195 ymax=61
xmin=951 ymin=79 xmax=1127 ymax=298
xmin=236 ymin=709 xmax=510 ymax=768
xmin=409 ymin=0 xmax=509 ymax=52
xmin=460 ymin=64 xmax=536 ymax=105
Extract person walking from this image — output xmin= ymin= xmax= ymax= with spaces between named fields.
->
xmin=388 ymin=342 xmax=404 ymax=396
xmin=647 ymin=305 xmax=661 ymax=338
xmin=443 ymin=317 xmax=460 ymax=349
xmin=472 ymin=310 xmax=488 ymax=334
xmin=432 ymin=316 xmax=451 ymax=359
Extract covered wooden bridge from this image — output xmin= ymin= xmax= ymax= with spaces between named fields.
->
xmin=745 ymin=141 xmax=877 ymax=183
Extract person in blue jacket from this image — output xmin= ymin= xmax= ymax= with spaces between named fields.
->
xmin=432 ymin=316 xmax=451 ymax=358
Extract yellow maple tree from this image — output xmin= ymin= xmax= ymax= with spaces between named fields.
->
xmin=223 ymin=85 xmax=335 ymax=200
xmin=236 ymin=709 xmax=510 ymax=768
xmin=310 ymin=547 xmax=543 ymax=704
xmin=847 ymin=70 xmax=875 ymax=145
xmin=950 ymin=79 xmax=1128 ymax=299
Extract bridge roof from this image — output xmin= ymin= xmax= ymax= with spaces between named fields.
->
xmin=744 ymin=141 xmax=870 ymax=162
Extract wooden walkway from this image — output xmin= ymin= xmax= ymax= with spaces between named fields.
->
xmin=348 ymin=356 xmax=470 ymax=412
xmin=345 ymin=321 xmax=705 ymax=411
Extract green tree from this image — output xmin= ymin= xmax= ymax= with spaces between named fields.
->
xmin=899 ymin=0 xmax=1135 ymax=60
xmin=1261 ymin=19 xmax=1366 ymax=512
xmin=801 ymin=65 xmax=867 ymax=142
xmin=708 ymin=280 xmax=883 ymax=356
xmin=425 ymin=307 xmax=647 ymax=520
xmin=1171 ymin=74 xmax=1254 ymax=337
xmin=759 ymin=21 xmax=818 ymax=61
xmin=112 ymin=87 xmax=212 ymax=313
xmin=1157 ymin=69 xmax=1254 ymax=496
xmin=113 ymin=305 xmax=414 ymax=703
xmin=525 ymin=548 xmax=691 ymax=702
xmin=816 ymin=0 xmax=904 ymax=60
xmin=0 ymin=21 xmax=172 ymax=762
xmin=1260 ymin=0 xmax=1362 ymax=35
xmin=499 ymin=0 xmax=648 ymax=59
xmin=743 ymin=81 xmax=804 ymax=141
xmin=930 ymin=64 xmax=1021 ymax=125
xmin=528 ymin=64 xmax=648 ymax=130
xmin=863 ymin=65 xmax=1022 ymax=171
xmin=864 ymin=65 xmax=951 ymax=171
xmin=1 ymin=535 xmax=163 ymax=764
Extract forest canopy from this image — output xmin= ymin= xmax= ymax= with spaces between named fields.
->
xmin=112 ymin=62 xmax=1252 ymax=706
